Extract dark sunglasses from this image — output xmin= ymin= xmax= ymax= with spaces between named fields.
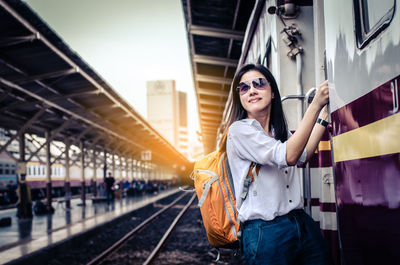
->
xmin=236 ymin=78 xmax=268 ymax=95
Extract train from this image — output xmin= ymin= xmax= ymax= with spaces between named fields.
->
xmin=0 ymin=149 xmax=176 ymax=204
xmin=219 ymin=1 xmax=399 ymax=264
xmin=0 ymin=151 xmax=104 ymax=202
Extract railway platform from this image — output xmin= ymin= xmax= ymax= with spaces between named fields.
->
xmin=0 ymin=188 xmax=180 ymax=265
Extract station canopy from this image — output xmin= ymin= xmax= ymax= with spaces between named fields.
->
xmin=0 ymin=0 xmax=189 ymax=169
xmin=181 ymin=0 xmax=256 ymax=154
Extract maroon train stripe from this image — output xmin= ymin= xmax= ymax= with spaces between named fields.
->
xmin=297 ymin=129 xmax=332 ymax=168
xmin=309 ymin=150 xmax=332 ymax=168
xmin=334 ymin=152 xmax=400 ymax=208
xmin=26 ymin=179 xmax=100 ymax=188
xmin=320 ymin=229 xmax=340 ymax=265
xmin=320 ymin=202 xmax=336 ymax=212
xmin=321 ymin=129 xmax=330 ymax=141
xmin=306 ymin=198 xmax=337 ymax=212
xmin=314 ymin=220 xmax=340 ymax=264
xmin=311 ymin=198 xmax=319 ymax=206
xmin=298 ymin=150 xmax=332 ymax=168
xmin=331 ymin=74 xmax=400 ymax=137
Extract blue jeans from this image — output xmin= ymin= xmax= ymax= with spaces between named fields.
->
xmin=242 ymin=209 xmax=333 ymax=265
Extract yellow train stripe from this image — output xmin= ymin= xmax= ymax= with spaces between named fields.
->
xmin=332 ymin=112 xmax=400 ymax=162
xmin=318 ymin=140 xmax=331 ymax=151
xmin=27 ymin=177 xmax=68 ymax=181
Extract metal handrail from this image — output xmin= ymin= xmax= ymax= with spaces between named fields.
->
xmin=281 ymin=94 xmax=304 ymax=102
xmin=304 ymin=87 xmax=317 ymax=104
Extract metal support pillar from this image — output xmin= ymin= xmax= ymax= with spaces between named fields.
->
xmin=118 ymin=155 xmax=122 ymax=181
xmin=129 ymin=157 xmax=135 ymax=182
xmin=134 ymin=159 xmax=137 ymax=180
xmin=141 ymin=161 xmax=144 ymax=180
xmin=92 ymin=149 xmax=97 ymax=197
xmin=148 ymin=162 xmax=151 ymax=181
xmin=126 ymin=157 xmax=129 ymax=182
xmin=45 ymin=131 xmax=54 ymax=212
xmin=138 ymin=161 xmax=142 ymax=180
xmin=147 ymin=162 xmax=150 ymax=181
xmin=103 ymin=150 xmax=107 ymax=181
xmin=17 ymin=133 xmax=32 ymax=218
xmin=136 ymin=160 xmax=140 ymax=179
xmin=129 ymin=158 xmax=133 ymax=182
xmin=80 ymin=141 xmax=86 ymax=205
xmin=122 ymin=156 xmax=126 ymax=181
xmin=112 ymin=154 xmax=116 ymax=180
xmin=64 ymin=138 xmax=71 ymax=209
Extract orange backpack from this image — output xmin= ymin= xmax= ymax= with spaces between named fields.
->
xmin=190 ymin=145 xmax=259 ymax=248
xmin=190 ymin=149 xmax=239 ymax=247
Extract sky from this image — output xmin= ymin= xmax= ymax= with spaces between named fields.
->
xmin=24 ymin=0 xmax=199 ymax=143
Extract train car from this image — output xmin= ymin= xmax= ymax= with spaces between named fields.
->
xmin=25 ymin=161 xmax=105 ymax=199
xmin=324 ymin=0 xmax=399 ymax=264
xmin=0 ymin=150 xmax=172 ymax=202
xmin=0 ymin=153 xmax=106 ymax=201
xmin=234 ymin=0 xmax=399 ymax=264
xmin=0 ymin=152 xmax=17 ymax=191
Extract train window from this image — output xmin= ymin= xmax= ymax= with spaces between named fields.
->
xmin=354 ymin=0 xmax=395 ymax=48
xmin=5 ymin=169 xmax=9 ymax=174
xmin=28 ymin=167 xmax=31 ymax=175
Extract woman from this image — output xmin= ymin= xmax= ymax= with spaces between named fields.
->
xmin=226 ymin=64 xmax=332 ymax=265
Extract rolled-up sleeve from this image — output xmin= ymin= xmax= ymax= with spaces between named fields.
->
xmin=297 ymin=147 xmax=307 ymax=165
xmin=228 ymin=120 xmax=288 ymax=168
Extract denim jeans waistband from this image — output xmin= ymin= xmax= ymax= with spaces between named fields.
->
xmin=243 ymin=208 xmax=305 ymax=227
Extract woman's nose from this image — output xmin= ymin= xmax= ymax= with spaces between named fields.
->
xmin=248 ymin=85 xmax=258 ymax=95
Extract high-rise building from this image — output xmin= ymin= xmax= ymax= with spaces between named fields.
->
xmin=146 ymin=80 xmax=188 ymax=158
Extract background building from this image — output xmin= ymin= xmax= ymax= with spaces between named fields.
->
xmin=177 ymin=91 xmax=188 ymax=158
xmin=147 ymin=80 xmax=189 ymax=158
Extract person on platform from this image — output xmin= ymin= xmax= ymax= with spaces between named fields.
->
xmin=226 ymin=64 xmax=333 ymax=265
xmin=105 ymin=172 xmax=115 ymax=201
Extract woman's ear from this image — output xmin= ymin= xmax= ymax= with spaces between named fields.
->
xmin=272 ymin=92 xmax=275 ymax=99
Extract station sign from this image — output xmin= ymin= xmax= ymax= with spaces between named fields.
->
xmin=17 ymin=162 xmax=27 ymax=175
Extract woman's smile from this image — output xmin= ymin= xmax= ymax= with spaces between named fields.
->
xmin=248 ymin=97 xmax=262 ymax=103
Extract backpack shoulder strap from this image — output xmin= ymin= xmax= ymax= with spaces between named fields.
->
xmin=240 ymin=162 xmax=260 ymax=201
xmin=224 ymin=155 xmax=235 ymax=198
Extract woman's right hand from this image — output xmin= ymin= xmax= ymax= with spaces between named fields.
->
xmin=313 ymin=80 xmax=329 ymax=108
xmin=286 ymin=80 xmax=330 ymax=165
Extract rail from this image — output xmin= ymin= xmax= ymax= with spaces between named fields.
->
xmin=143 ymin=193 xmax=196 ymax=265
xmin=86 ymin=192 xmax=195 ymax=265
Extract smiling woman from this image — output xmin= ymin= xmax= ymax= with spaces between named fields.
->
xmin=225 ymin=64 xmax=332 ymax=265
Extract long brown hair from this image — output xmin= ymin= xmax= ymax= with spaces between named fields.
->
xmin=225 ymin=64 xmax=288 ymax=143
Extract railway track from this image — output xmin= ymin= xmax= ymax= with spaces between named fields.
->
xmin=87 ymin=192 xmax=197 ymax=265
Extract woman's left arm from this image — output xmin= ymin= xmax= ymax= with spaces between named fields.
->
xmin=304 ymin=105 xmax=329 ymax=162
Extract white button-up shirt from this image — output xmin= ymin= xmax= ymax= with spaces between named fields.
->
xmin=226 ymin=119 xmax=307 ymax=223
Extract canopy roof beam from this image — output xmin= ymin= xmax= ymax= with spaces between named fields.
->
xmin=14 ymin=68 xmax=78 ymax=84
xmin=0 ymin=33 xmax=38 ymax=47
xmin=197 ymin=88 xmax=229 ymax=98
xmin=193 ymin=54 xmax=237 ymax=67
xmin=196 ymin=74 xmax=232 ymax=85
xmin=189 ymin=25 xmax=244 ymax=40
